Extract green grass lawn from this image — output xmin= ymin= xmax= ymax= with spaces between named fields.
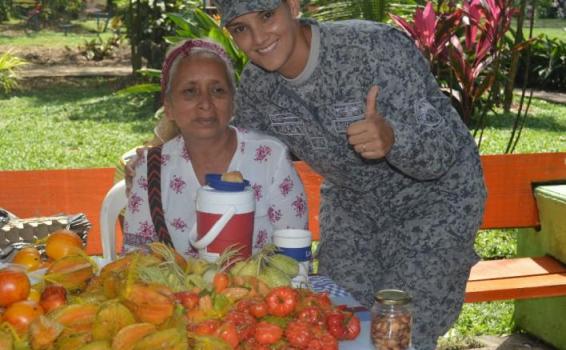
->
xmin=479 ymin=98 xmax=566 ymax=154
xmin=512 ymin=17 xmax=566 ymax=41
xmin=0 ymin=78 xmax=154 ymax=170
xmin=531 ymin=18 xmax=566 ymax=41
xmin=0 ymin=19 xmax=116 ymax=47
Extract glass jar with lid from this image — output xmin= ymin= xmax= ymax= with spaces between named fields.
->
xmin=370 ymin=289 xmax=412 ymax=350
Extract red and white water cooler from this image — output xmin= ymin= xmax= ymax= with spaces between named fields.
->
xmin=189 ymin=178 xmax=255 ymax=262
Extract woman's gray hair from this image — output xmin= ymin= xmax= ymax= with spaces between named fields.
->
xmin=162 ymin=39 xmax=236 ymax=99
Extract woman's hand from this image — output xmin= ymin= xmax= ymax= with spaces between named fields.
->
xmin=347 ymin=86 xmax=395 ymax=159
xmin=124 ymin=147 xmax=146 ymax=196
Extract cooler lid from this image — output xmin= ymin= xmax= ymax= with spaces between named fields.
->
xmin=205 ymin=173 xmax=250 ymax=192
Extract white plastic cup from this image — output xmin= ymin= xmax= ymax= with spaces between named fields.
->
xmin=273 ymin=229 xmax=312 ymax=284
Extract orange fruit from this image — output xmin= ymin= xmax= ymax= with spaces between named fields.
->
xmin=12 ymin=246 xmax=42 ymax=271
xmin=3 ymin=300 xmax=44 ymax=334
xmin=0 ymin=267 xmax=31 ymax=307
xmin=45 ymin=229 xmax=83 ymax=261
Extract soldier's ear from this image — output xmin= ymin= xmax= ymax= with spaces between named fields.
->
xmin=286 ymin=0 xmax=301 ymax=18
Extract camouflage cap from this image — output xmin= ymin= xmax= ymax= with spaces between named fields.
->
xmin=215 ymin=0 xmax=282 ymax=27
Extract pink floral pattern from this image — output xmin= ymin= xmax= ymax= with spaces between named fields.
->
xmin=279 ymin=176 xmax=294 ymax=196
xmin=137 ymin=221 xmax=155 ymax=238
xmin=137 ymin=176 xmax=148 ymax=191
xmin=128 ymin=192 xmax=143 ymax=213
xmin=254 ymin=145 xmax=272 ymax=163
xmin=254 ymin=229 xmax=268 ymax=249
xmin=268 ymin=206 xmax=282 ymax=223
xmin=169 ymin=175 xmax=186 ymax=194
xmin=170 ymin=218 xmax=188 ymax=232
xmin=292 ymin=195 xmax=307 ymax=218
xmin=252 ymin=183 xmax=263 ymax=201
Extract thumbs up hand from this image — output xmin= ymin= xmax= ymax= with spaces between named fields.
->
xmin=347 ymin=86 xmax=395 ymax=159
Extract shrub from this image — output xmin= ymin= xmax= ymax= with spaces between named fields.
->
xmin=79 ymin=33 xmax=125 ymax=61
xmin=517 ymin=35 xmax=566 ymax=91
xmin=0 ymin=52 xmax=27 ymax=94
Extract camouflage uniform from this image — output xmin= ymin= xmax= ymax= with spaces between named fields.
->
xmin=228 ymin=10 xmax=487 ymax=350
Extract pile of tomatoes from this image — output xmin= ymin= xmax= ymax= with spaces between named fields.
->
xmin=188 ymin=285 xmax=361 ymax=349
xmin=0 ymin=229 xmax=81 ymax=333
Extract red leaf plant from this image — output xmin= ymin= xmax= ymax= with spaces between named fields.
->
xmin=391 ymin=0 xmax=518 ymax=126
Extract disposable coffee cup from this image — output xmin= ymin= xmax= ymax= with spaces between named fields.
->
xmin=273 ymin=229 xmax=312 ymax=285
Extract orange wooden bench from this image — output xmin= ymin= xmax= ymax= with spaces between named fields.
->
xmin=1 ymin=153 xmax=566 ymax=303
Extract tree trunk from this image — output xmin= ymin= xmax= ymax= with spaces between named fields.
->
xmin=129 ymin=0 xmax=142 ymax=71
xmin=503 ymin=0 xmax=527 ymax=112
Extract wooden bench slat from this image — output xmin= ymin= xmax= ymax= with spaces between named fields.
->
xmin=468 ymin=256 xmax=566 ymax=281
xmin=0 ymin=168 xmax=116 ymax=255
xmin=480 ymin=153 xmax=566 ymax=229
xmin=294 ymin=162 xmax=323 ymax=241
xmin=465 ymin=273 xmax=566 ymax=302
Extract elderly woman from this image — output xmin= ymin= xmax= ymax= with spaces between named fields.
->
xmin=123 ymin=39 xmax=308 ymax=258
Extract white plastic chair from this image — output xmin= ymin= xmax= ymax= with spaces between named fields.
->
xmin=99 ymin=180 xmax=127 ymax=263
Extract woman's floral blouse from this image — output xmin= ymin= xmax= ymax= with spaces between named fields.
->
xmin=124 ymin=127 xmax=308 ymax=258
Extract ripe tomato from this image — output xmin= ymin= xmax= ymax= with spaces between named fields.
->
xmin=45 ymin=229 xmax=83 ymax=260
xmin=3 ymin=300 xmax=44 ymax=334
xmin=235 ymin=298 xmax=268 ymax=319
xmin=248 ymin=300 xmax=268 ymax=319
xmin=174 ymin=291 xmax=199 ymax=310
xmin=12 ymin=246 xmax=41 ymax=271
xmin=326 ymin=311 xmax=361 ymax=340
xmin=193 ymin=319 xmax=221 ymax=335
xmin=239 ymin=337 xmax=270 ymax=350
xmin=216 ymin=321 xmax=240 ymax=348
xmin=265 ymin=287 xmax=298 ymax=317
xmin=39 ymin=285 xmax=67 ymax=313
xmin=299 ymin=291 xmax=332 ymax=312
xmin=343 ymin=313 xmax=361 ymax=340
xmin=254 ymin=321 xmax=283 ymax=345
xmin=298 ymin=306 xmax=325 ymax=326
xmin=213 ymin=272 xmax=230 ymax=293
xmin=285 ymin=319 xmax=312 ymax=349
xmin=326 ymin=313 xmax=345 ymax=339
xmin=0 ymin=268 xmax=31 ymax=307
xmin=308 ymin=330 xmax=339 ymax=350
xmin=226 ymin=310 xmax=256 ymax=341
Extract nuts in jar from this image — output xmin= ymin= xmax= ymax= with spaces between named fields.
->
xmin=370 ymin=289 xmax=412 ymax=350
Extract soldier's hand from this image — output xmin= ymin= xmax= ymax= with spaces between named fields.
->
xmin=347 ymin=86 xmax=394 ymax=159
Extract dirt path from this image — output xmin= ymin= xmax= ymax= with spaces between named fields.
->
xmin=19 ymin=63 xmax=132 ymax=78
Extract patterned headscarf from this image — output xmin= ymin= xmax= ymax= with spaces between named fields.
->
xmin=215 ymin=0 xmax=282 ymax=27
xmin=160 ymin=39 xmax=233 ymax=99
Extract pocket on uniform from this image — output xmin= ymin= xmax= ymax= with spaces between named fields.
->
xmin=414 ymin=98 xmax=444 ymax=127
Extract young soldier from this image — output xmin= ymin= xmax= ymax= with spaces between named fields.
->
xmin=215 ymin=0 xmax=487 ymax=349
